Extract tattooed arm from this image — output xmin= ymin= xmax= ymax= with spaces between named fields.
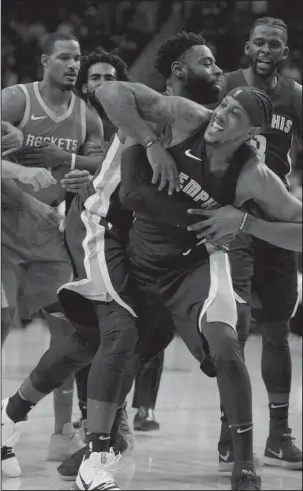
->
xmin=94 ymin=82 xmax=211 ymax=194
xmin=95 ymin=81 xmax=211 ymax=144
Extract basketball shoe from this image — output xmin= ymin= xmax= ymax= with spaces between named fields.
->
xmin=1 ymin=398 xmax=28 ymax=478
xmin=57 ymin=422 xmax=130 ymax=480
xmin=71 ymin=450 xmax=121 ymax=490
xmin=264 ymin=428 xmax=302 ymax=469
xmin=232 ymin=468 xmax=261 ymax=490
xmin=47 ymin=422 xmax=85 ymax=462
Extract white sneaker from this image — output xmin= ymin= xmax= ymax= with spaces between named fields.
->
xmin=1 ymin=398 xmax=27 ymax=478
xmin=2 ymin=445 xmax=22 ymax=478
xmin=72 ymin=450 xmax=121 ymax=490
xmin=47 ymin=422 xmax=86 ymax=462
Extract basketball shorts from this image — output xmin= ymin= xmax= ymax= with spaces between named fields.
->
xmin=128 ymin=245 xmax=238 ymax=365
xmin=1 ymin=205 xmax=71 ymax=319
xmin=229 ymin=232 xmax=299 ymax=322
xmin=59 ymin=194 xmax=175 ymax=364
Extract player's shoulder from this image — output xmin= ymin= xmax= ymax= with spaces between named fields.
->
xmin=1 ymin=84 xmax=28 ymax=124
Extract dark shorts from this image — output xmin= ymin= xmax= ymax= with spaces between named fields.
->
xmin=230 ymin=232 xmax=298 ymax=322
xmin=129 ymin=246 xmax=238 ymax=365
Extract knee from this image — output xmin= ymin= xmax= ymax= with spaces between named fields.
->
xmin=207 ymin=325 xmax=242 ymax=364
xmin=261 ymin=320 xmax=289 ymax=348
xmin=102 ymin=319 xmax=138 ymax=354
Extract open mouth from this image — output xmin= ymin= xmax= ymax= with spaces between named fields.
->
xmin=256 ymin=58 xmax=272 ymax=69
xmin=211 ymin=120 xmax=224 ymax=131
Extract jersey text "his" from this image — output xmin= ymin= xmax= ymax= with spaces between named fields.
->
xmin=25 ymin=133 xmax=78 ymax=151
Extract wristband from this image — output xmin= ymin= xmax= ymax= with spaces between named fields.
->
xmin=70 ymin=153 xmax=76 ymax=170
xmin=145 ymin=138 xmax=160 ymax=149
xmin=239 ymin=212 xmax=248 ymax=231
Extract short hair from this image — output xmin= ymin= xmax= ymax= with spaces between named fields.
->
xmin=76 ymin=47 xmax=130 ymax=95
xmin=43 ymin=32 xmax=79 ymax=55
xmin=155 ymin=31 xmax=206 ymax=79
xmin=251 ymin=87 xmax=273 ymax=128
xmin=250 ymin=17 xmax=288 ymax=42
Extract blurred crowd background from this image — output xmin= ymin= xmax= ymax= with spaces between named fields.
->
xmin=2 ymin=0 xmax=302 ymax=182
xmin=1 ymin=0 xmax=302 ymax=331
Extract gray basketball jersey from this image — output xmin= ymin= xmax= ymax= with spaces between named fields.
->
xmin=17 ymin=81 xmax=86 ymax=205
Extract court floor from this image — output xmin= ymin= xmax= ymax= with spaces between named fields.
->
xmin=2 ymin=322 xmax=302 ymax=490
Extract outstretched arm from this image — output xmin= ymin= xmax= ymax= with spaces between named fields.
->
xmin=94 ymin=81 xmax=210 ymax=144
xmin=187 ymin=205 xmax=302 ymax=252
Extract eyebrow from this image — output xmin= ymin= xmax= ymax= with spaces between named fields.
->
xmin=199 ymin=55 xmax=216 ymax=63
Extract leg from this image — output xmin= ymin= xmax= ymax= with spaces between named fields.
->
xmin=85 ymin=300 xmax=138 ymax=454
xmin=74 ymin=364 xmax=91 ymax=423
xmin=162 ymin=253 xmax=260 ymax=490
xmin=218 ymin=233 xmax=254 ymax=471
xmin=132 ymin=353 xmax=163 ymax=431
xmin=253 ymin=240 xmax=301 ymax=468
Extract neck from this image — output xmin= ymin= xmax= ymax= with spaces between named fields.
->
xmin=205 ymin=137 xmax=244 ymax=174
xmin=168 ymin=80 xmax=198 ymax=102
xmin=39 ymin=78 xmax=72 ymax=106
xmin=243 ymin=67 xmax=278 ymax=92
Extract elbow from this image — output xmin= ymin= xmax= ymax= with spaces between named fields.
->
xmin=95 ymin=82 xmax=124 ymax=105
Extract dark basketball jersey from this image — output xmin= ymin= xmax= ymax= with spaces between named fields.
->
xmin=124 ymin=123 xmax=256 ymax=264
xmin=16 ymin=82 xmax=86 ymax=205
xmin=221 ymin=69 xmax=301 ymax=179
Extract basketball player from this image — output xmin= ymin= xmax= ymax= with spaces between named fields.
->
xmin=213 ymin=17 xmax=302 ymax=472
xmin=93 ymin=80 xmax=301 ymax=490
xmin=1 ymin=31 xmax=104 ymax=475
xmin=154 ymin=28 xmax=302 ymax=471
xmin=1 ymin=48 xmax=173 ymax=488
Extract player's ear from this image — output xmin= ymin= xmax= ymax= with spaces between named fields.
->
xmin=82 ymin=84 xmax=88 ymax=95
xmin=171 ymin=60 xmax=184 ymax=79
xmin=41 ymin=54 xmax=49 ymax=69
xmin=282 ymin=45 xmax=289 ymax=61
xmin=244 ymin=41 xmax=250 ymax=57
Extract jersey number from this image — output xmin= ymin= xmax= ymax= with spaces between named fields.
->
xmin=250 ymin=135 xmax=267 ymax=162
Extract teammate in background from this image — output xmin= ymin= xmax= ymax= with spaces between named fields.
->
xmin=70 ymin=47 xmax=130 ymax=430
xmin=214 ymin=17 xmax=302 ymax=471
xmin=1 ymin=31 xmax=104 ymax=477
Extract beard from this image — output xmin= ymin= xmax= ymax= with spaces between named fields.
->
xmin=251 ymin=57 xmax=281 ymax=79
xmin=185 ymin=74 xmax=221 ymax=105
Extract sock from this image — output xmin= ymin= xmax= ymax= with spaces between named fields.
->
xmin=229 ymin=423 xmax=254 ymax=473
xmin=53 ymin=375 xmax=74 ymax=434
xmin=269 ymin=402 xmax=289 ymax=433
xmin=85 ymin=432 xmax=110 ymax=458
xmin=6 ymin=391 xmax=35 ymax=423
xmin=79 ymin=401 xmax=87 ymax=420
xmin=218 ymin=403 xmax=231 ymax=445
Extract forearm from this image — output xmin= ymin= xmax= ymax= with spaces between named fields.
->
xmin=1 ymin=160 xmax=22 ymax=179
xmin=73 ymin=154 xmax=103 ymax=172
xmin=95 ymin=83 xmax=158 ymax=146
xmin=1 ymin=178 xmax=41 ymax=210
xmin=242 ymin=214 xmax=302 ymax=252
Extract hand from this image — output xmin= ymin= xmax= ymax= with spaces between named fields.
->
xmin=17 ymin=143 xmax=70 ymax=168
xmin=18 ymin=166 xmax=57 ymax=192
xmin=1 ymin=121 xmax=24 ymax=156
xmin=27 ymin=198 xmax=60 ymax=228
xmin=61 ymin=169 xmax=92 ymax=193
xmin=146 ymin=141 xmax=180 ymax=195
xmin=187 ymin=205 xmax=245 ymax=244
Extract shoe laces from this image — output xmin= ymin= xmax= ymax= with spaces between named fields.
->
xmin=281 ymin=431 xmax=301 ymax=454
